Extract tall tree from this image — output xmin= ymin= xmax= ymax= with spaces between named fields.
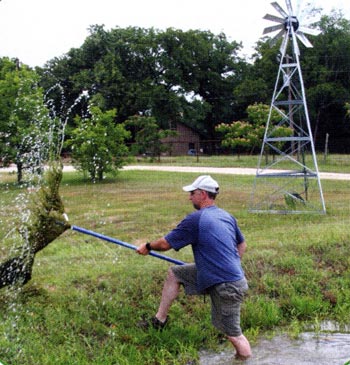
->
xmin=233 ymin=41 xmax=279 ymax=115
xmin=38 ymin=16 xmax=350 ymax=153
xmin=156 ymin=29 xmax=244 ymax=140
xmin=40 ymin=27 xmax=246 ymax=146
xmin=0 ymin=61 xmax=54 ymax=183
xmin=303 ymin=11 xmax=350 ymax=151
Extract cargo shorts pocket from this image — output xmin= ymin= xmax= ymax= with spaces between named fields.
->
xmin=215 ymin=279 xmax=248 ymax=303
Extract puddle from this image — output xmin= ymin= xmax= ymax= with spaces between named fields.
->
xmin=200 ymin=332 xmax=350 ymax=365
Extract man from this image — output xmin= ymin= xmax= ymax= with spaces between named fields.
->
xmin=136 ymin=175 xmax=251 ymax=360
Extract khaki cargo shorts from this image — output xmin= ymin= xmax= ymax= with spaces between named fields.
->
xmin=171 ymin=263 xmax=248 ymax=337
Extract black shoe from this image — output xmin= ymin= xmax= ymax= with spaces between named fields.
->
xmin=138 ymin=316 xmax=168 ymax=330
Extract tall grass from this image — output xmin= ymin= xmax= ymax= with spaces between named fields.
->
xmin=0 ymin=164 xmax=349 ymax=364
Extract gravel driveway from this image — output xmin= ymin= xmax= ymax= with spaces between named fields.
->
xmin=121 ymin=165 xmax=350 ymax=181
xmin=1 ymin=164 xmax=349 ymax=180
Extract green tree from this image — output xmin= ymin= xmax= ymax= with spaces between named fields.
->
xmin=216 ymin=120 xmax=256 ymax=157
xmin=0 ymin=62 xmax=55 ymax=183
xmin=303 ymin=11 xmax=350 ymax=150
xmin=0 ymin=58 xmax=19 ymax=131
xmin=0 ymin=58 xmax=21 ymax=168
xmin=346 ymin=102 xmax=350 ymax=118
xmin=38 ymin=13 xmax=350 ymax=153
xmin=233 ymin=41 xmax=278 ymax=115
xmin=156 ymin=29 xmax=244 ymax=140
xmin=216 ymin=103 xmax=292 ymax=157
xmin=40 ymin=26 xmax=246 ymax=146
xmin=125 ymin=115 xmax=177 ymax=161
xmin=68 ymin=104 xmax=130 ymax=181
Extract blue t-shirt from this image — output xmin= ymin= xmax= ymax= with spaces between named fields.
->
xmin=165 ymin=205 xmax=245 ymax=292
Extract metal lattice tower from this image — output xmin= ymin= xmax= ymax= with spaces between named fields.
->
xmin=250 ymin=0 xmax=326 ymax=214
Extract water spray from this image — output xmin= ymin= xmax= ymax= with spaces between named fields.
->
xmin=0 ymin=164 xmax=69 ymax=289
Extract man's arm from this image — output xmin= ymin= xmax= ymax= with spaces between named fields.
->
xmin=237 ymin=240 xmax=247 ymax=258
xmin=136 ymin=237 xmax=171 ymax=255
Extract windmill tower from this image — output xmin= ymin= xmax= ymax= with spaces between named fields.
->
xmin=249 ymin=0 xmax=326 ymax=214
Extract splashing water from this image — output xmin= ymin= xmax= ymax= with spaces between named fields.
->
xmin=0 ymin=85 xmax=90 ymax=363
xmin=0 ymin=86 xmax=90 ymax=289
xmin=44 ymin=84 xmax=90 ymax=157
xmin=0 ymin=162 xmax=70 ymax=288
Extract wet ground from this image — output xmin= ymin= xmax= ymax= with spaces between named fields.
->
xmin=200 ymin=331 xmax=350 ymax=365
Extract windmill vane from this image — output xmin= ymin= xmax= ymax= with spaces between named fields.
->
xmin=286 ymin=16 xmax=299 ymax=32
xmin=250 ymin=0 xmax=326 ymax=215
xmin=263 ymin=0 xmax=321 ymax=53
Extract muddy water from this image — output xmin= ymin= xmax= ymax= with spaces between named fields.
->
xmin=200 ymin=331 xmax=350 ymax=365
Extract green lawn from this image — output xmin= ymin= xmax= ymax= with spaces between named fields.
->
xmin=0 ymin=161 xmax=349 ymax=364
xmin=129 ymin=153 xmax=350 ymax=174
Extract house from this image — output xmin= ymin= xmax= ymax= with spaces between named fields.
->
xmin=161 ymin=122 xmax=202 ymax=156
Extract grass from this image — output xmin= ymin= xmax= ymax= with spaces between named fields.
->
xmin=0 ymin=157 xmax=350 ymax=364
xmin=130 ymin=153 xmax=350 ymax=174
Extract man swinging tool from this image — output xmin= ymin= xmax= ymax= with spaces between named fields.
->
xmin=136 ymin=175 xmax=252 ymax=360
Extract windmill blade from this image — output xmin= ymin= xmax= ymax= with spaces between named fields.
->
xmin=296 ymin=32 xmax=313 ymax=48
xmin=263 ymin=13 xmax=285 ymax=23
xmin=285 ymin=0 xmax=293 ymax=15
xmin=298 ymin=26 xmax=321 ymax=36
xmin=279 ymin=32 xmax=289 ymax=55
xmin=263 ymin=23 xmax=284 ymax=35
xmin=263 ymin=0 xmax=321 ymax=54
xmin=291 ymin=30 xmax=300 ymax=55
xmin=271 ymin=2 xmax=288 ymax=18
xmin=294 ymin=0 xmax=302 ymax=19
xmin=271 ymin=29 xmax=286 ymax=47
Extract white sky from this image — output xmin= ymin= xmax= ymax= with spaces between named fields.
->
xmin=0 ymin=0 xmax=349 ymax=67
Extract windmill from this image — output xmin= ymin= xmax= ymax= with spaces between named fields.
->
xmin=249 ymin=0 xmax=326 ymax=214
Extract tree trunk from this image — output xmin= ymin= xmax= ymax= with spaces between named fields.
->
xmin=17 ymin=161 xmax=23 ymax=184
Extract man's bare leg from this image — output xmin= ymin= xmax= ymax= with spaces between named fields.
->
xmin=155 ymin=268 xmax=180 ymax=323
xmin=228 ymin=334 xmax=252 ymax=360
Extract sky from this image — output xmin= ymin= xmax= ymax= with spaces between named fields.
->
xmin=0 ymin=0 xmax=349 ymax=67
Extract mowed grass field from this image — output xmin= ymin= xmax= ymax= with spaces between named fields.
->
xmin=0 ymin=156 xmax=350 ymax=365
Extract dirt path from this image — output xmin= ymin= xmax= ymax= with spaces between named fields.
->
xmin=1 ymin=164 xmax=349 ymax=180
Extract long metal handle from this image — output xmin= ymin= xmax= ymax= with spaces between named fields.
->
xmin=71 ymin=225 xmax=185 ymax=265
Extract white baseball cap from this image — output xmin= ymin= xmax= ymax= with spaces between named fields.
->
xmin=183 ymin=175 xmax=219 ymax=194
